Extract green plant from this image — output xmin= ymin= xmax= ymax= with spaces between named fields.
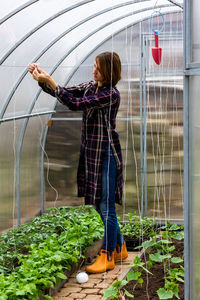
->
xmin=137 ymin=224 xmax=184 ymax=299
xmin=0 ymin=206 xmax=104 ymax=299
xmin=0 ymin=206 xmax=104 ymax=274
xmin=104 ymin=256 xmax=152 ymax=299
xmin=119 ymin=213 xmax=157 ymax=240
xmin=104 ymin=280 xmax=132 ymax=299
xmin=104 ymin=223 xmax=184 ymax=300
xmin=157 ymin=266 xmax=184 ymax=299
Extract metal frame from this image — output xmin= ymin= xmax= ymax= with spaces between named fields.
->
xmin=0 ymin=0 xmax=39 ymax=25
xmin=139 ymin=21 xmax=144 ymax=216
xmin=0 ymin=110 xmax=55 ymax=123
xmin=0 ymin=0 xmax=155 ymax=66
xmin=0 ymin=0 xmax=94 ymax=65
xmin=142 ymin=34 xmax=148 ymax=217
xmin=184 ymin=0 xmax=190 ymax=299
xmin=0 ymin=0 xmax=159 ymax=120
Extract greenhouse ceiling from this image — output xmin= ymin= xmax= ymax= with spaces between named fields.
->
xmin=0 ymin=0 xmax=183 ymax=123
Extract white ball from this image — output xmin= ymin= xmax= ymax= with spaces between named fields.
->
xmin=76 ymin=272 xmax=89 ymax=284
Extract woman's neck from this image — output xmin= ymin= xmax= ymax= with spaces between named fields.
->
xmin=94 ymin=80 xmax=103 ymax=87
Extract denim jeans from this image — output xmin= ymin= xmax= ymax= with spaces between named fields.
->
xmin=95 ymin=146 xmax=124 ymax=253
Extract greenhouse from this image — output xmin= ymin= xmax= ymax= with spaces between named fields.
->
xmin=0 ymin=0 xmax=197 ymax=299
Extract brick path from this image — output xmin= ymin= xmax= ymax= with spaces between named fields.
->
xmin=53 ymin=251 xmax=138 ymax=300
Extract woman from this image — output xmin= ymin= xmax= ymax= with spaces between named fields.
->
xmin=29 ymin=52 xmax=128 ymax=273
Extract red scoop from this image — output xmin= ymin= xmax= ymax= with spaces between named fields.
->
xmin=152 ymin=32 xmax=162 ymax=65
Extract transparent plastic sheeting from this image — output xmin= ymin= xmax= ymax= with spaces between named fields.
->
xmin=0 ymin=0 xmax=183 ymax=231
xmin=45 ymin=12 xmax=184 ymax=221
xmin=0 ymin=0 xmax=182 ymax=118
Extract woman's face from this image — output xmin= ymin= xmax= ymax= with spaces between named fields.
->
xmin=93 ymin=59 xmax=103 ymax=83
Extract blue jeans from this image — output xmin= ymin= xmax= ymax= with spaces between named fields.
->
xmin=95 ymin=146 xmax=124 ymax=253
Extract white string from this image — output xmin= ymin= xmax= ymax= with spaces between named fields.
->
xmin=103 ymin=0 xmax=114 ymax=280
xmin=39 ymin=126 xmax=59 ymax=207
xmin=12 ymin=58 xmax=17 ymax=229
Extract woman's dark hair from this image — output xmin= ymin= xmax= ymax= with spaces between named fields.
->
xmin=95 ymin=52 xmax=121 ymax=87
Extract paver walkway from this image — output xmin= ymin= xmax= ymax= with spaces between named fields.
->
xmin=53 ymin=251 xmax=138 ymax=300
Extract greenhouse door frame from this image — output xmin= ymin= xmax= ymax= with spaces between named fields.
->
xmin=140 ymin=30 xmax=183 ymax=222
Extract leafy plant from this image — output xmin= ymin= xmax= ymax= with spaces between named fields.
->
xmin=104 ymin=223 xmax=184 ymax=300
xmin=0 ymin=206 xmax=104 ymax=299
xmin=119 ymin=213 xmax=157 ymax=241
xmin=0 ymin=205 xmax=104 ymax=274
xmin=104 ymin=256 xmax=152 ymax=299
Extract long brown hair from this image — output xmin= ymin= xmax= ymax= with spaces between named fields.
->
xmin=95 ymin=52 xmax=121 ymax=87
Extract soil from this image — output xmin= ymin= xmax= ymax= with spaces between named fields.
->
xmin=120 ymin=239 xmax=184 ymax=300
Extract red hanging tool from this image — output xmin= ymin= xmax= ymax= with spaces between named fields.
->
xmin=150 ymin=11 xmax=165 ymax=65
xmin=152 ymin=30 xmax=162 ymax=65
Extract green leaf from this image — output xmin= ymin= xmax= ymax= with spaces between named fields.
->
xmin=147 ymin=260 xmax=153 ymax=268
xmin=121 ymin=280 xmax=128 ymax=287
xmin=157 ymin=288 xmax=173 ymax=299
xmin=112 ymin=280 xmax=128 ymax=288
xmin=124 ymin=289 xmax=134 ymax=298
xmin=0 ymin=295 xmax=8 ymax=300
xmin=176 ymin=277 xmax=184 ymax=283
xmin=16 ymin=289 xmax=26 ymax=296
xmin=150 ymin=253 xmax=171 ymax=263
xmin=169 ymin=224 xmax=180 ymax=231
xmin=127 ymin=270 xmax=140 ymax=281
xmin=104 ymin=287 xmax=117 ymax=298
xmin=137 ymin=278 xmax=143 ymax=284
xmin=171 ymin=232 xmax=184 ymax=241
xmin=171 ymin=257 xmax=183 ymax=264
xmin=56 ymin=272 xmax=67 ymax=280
xmin=135 ymin=240 xmax=156 ymax=249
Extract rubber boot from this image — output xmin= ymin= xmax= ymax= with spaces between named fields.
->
xmin=114 ymin=242 xmax=128 ymax=262
xmin=85 ymin=249 xmax=115 ymax=273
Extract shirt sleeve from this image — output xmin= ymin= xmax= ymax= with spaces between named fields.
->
xmin=55 ymin=85 xmax=119 ymax=111
xmin=38 ymin=81 xmax=91 ymax=98
xmin=38 ymin=82 xmax=56 ymax=97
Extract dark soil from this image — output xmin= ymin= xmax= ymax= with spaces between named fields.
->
xmin=122 ymin=239 xmax=184 ymax=300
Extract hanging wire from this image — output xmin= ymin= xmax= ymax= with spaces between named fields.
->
xmin=167 ymin=0 xmax=183 ymax=9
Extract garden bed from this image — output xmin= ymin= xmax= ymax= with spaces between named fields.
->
xmin=43 ymin=237 xmax=103 ymax=298
xmin=104 ymin=223 xmax=184 ymax=300
xmin=123 ymin=239 xmax=184 ymax=300
xmin=0 ymin=205 xmax=104 ymax=299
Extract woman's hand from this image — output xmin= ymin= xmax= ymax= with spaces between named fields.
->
xmin=28 ymin=63 xmax=38 ymax=74
xmin=32 ymin=66 xmax=50 ymax=83
xmin=28 ymin=63 xmax=58 ymax=90
xmin=29 ymin=63 xmax=50 ymax=83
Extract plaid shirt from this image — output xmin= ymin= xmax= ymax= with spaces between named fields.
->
xmin=39 ymin=81 xmax=123 ymax=205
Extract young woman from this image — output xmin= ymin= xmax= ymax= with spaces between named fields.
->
xmin=29 ymin=52 xmax=128 ymax=273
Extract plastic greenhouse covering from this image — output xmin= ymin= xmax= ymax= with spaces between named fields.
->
xmin=0 ymin=0 xmax=184 ymax=232
xmin=7 ymin=0 xmax=200 ymax=299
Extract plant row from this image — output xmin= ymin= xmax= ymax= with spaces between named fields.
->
xmin=104 ymin=222 xmax=184 ymax=300
xmin=0 ymin=206 xmax=104 ymax=299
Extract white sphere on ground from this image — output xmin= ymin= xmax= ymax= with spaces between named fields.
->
xmin=76 ymin=272 xmax=89 ymax=284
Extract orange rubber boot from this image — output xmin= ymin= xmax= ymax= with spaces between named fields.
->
xmin=114 ymin=242 xmax=128 ymax=262
xmin=85 ymin=249 xmax=115 ymax=273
